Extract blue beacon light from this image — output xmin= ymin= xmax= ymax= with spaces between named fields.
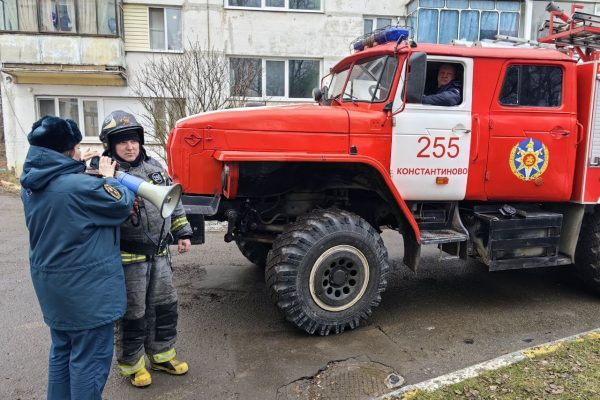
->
xmin=352 ymin=26 xmax=410 ymax=52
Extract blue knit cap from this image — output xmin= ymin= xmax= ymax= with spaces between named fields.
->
xmin=28 ymin=116 xmax=82 ymax=153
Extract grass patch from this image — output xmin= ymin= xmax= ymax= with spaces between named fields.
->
xmin=0 ymin=169 xmax=20 ymax=194
xmin=397 ymin=338 xmax=600 ymax=400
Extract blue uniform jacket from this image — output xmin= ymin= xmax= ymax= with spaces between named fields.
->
xmin=20 ymin=146 xmax=134 ymax=331
xmin=422 ymin=80 xmax=463 ymax=106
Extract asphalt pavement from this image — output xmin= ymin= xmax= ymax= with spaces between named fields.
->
xmin=1 ymin=192 xmax=599 ymax=399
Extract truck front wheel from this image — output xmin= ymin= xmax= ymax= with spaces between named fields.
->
xmin=575 ymin=207 xmax=600 ymax=294
xmin=266 ymin=209 xmax=389 ymax=335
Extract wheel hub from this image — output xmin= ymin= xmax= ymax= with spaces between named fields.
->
xmin=331 ymin=269 xmax=347 ymax=286
xmin=309 ymin=245 xmax=370 ymax=312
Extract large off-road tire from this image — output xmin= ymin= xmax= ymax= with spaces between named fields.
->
xmin=574 ymin=208 xmax=600 ymax=294
xmin=236 ymin=238 xmax=271 ymax=268
xmin=266 ymin=209 xmax=389 ymax=335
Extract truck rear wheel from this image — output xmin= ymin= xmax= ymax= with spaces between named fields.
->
xmin=575 ymin=208 xmax=600 ymax=294
xmin=266 ymin=209 xmax=389 ymax=335
xmin=235 ymin=238 xmax=270 ymax=268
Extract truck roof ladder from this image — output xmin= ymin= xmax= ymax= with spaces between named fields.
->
xmin=451 ymin=36 xmax=554 ymax=49
xmin=538 ymin=1 xmax=600 ymax=61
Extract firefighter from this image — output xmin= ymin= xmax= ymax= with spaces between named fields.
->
xmin=21 ymin=116 xmax=134 ymax=400
xmin=422 ymin=63 xmax=463 ymax=106
xmin=99 ymin=110 xmax=193 ymax=388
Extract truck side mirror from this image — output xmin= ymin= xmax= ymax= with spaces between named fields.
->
xmin=313 ymin=87 xmax=323 ymax=102
xmin=313 ymin=86 xmax=329 ymax=103
xmin=405 ymin=52 xmax=427 ymax=103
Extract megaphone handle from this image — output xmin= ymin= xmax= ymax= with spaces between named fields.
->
xmin=130 ymin=207 xmax=141 ymax=227
xmin=155 ymin=219 xmax=167 ymax=256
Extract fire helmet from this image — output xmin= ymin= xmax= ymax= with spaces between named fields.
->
xmin=99 ymin=110 xmax=144 ymax=150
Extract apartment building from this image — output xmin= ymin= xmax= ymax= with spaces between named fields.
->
xmin=0 ymin=0 xmax=593 ymax=173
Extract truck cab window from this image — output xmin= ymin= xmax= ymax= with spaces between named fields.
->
xmin=499 ymin=65 xmax=562 ymax=107
xmin=421 ymin=62 xmax=464 ymax=106
xmin=342 ymin=56 xmax=398 ymax=103
xmin=327 ymin=67 xmax=350 ymax=100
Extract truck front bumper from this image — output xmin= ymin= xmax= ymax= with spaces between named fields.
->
xmin=181 ymin=195 xmax=221 ymax=245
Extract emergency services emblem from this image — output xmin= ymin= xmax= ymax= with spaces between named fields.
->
xmin=509 ymin=138 xmax=549 ymax=181
xmin=148 ymin=172 xmax=165 ymax=185
xmin=103 ymin=183 xmax=122 ymax=200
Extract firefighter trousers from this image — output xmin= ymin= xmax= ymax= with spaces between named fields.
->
xmin=115 ymin=255 xmax=179 ymax=374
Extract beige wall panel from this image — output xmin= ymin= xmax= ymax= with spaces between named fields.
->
xmin=124 ymin=4 xmax=150 ymax=51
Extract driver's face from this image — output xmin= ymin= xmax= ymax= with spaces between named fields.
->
xmin=437 ymin=65 xmax=456 ymax=87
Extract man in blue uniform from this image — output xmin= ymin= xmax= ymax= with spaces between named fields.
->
xmin=422 ymin=63 xmax=463 ymax=106
xmin=20 ymin=116 xmax=134 ymax=400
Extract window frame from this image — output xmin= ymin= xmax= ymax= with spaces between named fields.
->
xmin=363 ymin=16 xmax=396 ymax=34
xmin=36 ymin=96 xmax=104 ymax=139
xmin=230 ymin=56 xmax=322 ymax=100
xmin=415 ymin=60 xmax=466 ymax=107
xmin=497 ymin=63 xmax=564 ymax=109
xmin=407 ymin=0 xmax=521 ymax=43
xmin=148 ymin=6 xmax=183 ymax=52
xmin=0 ymin=0 xmax=120 ymax=37
xmin=224 ymin=0 xmax=323 ymax=13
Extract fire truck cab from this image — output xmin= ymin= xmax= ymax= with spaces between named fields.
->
xmin=167 ymin=5 xmax=600 ymax=335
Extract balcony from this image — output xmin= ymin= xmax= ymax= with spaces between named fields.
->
xmin=0 ymin=0 xmax=126 ymax=86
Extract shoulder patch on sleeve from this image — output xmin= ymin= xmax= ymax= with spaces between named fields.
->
xmin=103 ymin=183 xmax=122 ymax=200
xmin=148 ymin=171 xmax=165 ymax=185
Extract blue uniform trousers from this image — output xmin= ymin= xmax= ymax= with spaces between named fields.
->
xmin=47 ymin=322 xmax=114 ymax=400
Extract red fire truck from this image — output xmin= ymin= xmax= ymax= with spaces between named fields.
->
xmin=167 ymin=3 xmax=600 ymax=335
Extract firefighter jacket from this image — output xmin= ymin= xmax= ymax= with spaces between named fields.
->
xmin=20 ymin=145 xmax=134 ymax=331
xmin=119 ymin=156 xmax=192 ymax=263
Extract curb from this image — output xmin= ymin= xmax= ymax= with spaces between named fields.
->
xmin=377 ymin=327 xmax=600 ymax=400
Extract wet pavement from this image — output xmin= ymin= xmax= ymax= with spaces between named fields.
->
xmin=1 ymin=192 xmax=599 ymax=399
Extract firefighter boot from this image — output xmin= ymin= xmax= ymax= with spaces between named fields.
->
xmin=150 ymin=359 xmax=189 ymax=375
xmin=130 ymin=366 xmax=152 ymax=388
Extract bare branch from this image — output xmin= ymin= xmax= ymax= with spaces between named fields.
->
xmin=130 ymin=42 xmax=259 ymax=161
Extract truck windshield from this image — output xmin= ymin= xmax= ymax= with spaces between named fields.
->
xmin=343 ymin=55 xmax=398 ymax=103
xmin=328 ymin=67 xmax=350 ymax=100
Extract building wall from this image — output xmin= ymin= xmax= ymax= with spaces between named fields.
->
xmin=3 ymin=0 xmax=411 ymax=172
xmin=121 ymin=0 xmax=409 ymax=117
xmin=5 ymin=0 xmax=556 ymax=173
xmin=0 ymin=80 xmax=143 ymax=174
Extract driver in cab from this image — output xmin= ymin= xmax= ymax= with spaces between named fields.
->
xmin=422 ymin=63 xmax=462 ymax=106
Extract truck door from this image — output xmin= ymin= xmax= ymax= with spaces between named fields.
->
xmin=485 ymin=62 xmax=577 ymax=201
xmin=391 ymin=56 xmax=473 ymax=200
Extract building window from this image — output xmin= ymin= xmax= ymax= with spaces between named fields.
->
xmin=0 ymin=0 xmax=37 ymax=31
xmin=79 ymin=0 xmax=118 ymax=35
xmin=289 ymin=59 xmax=319 ymax=98
xmin=407 ymin=0 xmax=520 ymax=44
xmin=364 ymin=17 xmax=394 ymax=34
xmin=39 ymin=0 xmax=76 ymax=33
xmin=149 ymin=7 xmax=182 ymax=51
xmin=226 ymin=0 xmax=321 ymax=11
xmin=0 ymin=0 xmax=118 ymax=35
xmin=230 ymin=58 xmax=262 ymax=97
xmin=499 ymin=65 xmax=562 ymax=107
xmin=37 ymin=97 xmax=102 ymax=138
xmin=230 ymin=57 xmax=320 ymax=99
